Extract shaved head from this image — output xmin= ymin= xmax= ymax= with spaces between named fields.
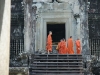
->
xmin=49 ymin=31 xmax=52 ymax=35
xmin=70 ymin=36 xmax=72 ymax=38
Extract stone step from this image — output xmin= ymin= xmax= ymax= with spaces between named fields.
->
xmin=29 ymin=73 xmax=84 ymax=75
xmin=30 ymin=72 xmax=84 ymax=75
xmin=32 ymin=54 xmax=82 ymax=57
xmin=29 ymin=54 xmax=84 ymax=75
xmin=33 ymin=54 xmax=82 ymax=56
xmin=30 ymin=64 xmax=83 ymax=67
xmin=33 ymin=59 xmax=82 ymax=61
xmin=30 ymin=70 xmax=83 ymax=73
xmin=32 ymin=54 xmax=82 ymax=59
xmin=33 ymin=62 xmax=83 ymax=64
xmin=31 ymin=67 xmax=83 ymax=70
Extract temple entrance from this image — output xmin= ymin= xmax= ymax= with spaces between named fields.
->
xmin=47 ymin=23 xmax=65 ymax=45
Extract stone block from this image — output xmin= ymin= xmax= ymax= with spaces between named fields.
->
xmin=33 ymin=0 xmax=52 ymax=3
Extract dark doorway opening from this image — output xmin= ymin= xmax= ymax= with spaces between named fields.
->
xmin=47 ymin=23 xmax=65 ymax=45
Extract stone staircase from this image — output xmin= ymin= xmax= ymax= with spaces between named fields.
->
xmin=29 ymin=54 xmax=84 ymax=75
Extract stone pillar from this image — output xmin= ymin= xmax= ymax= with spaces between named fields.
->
xmin=80 ymin=1 xmax=90 ymax=57
xmin=76 ymin=18 xmax=81 ymax=38
xmin=0 ymin=0 xmax=11 ymax=75
xmin=24 ymin=0 xmax=36 ymax=53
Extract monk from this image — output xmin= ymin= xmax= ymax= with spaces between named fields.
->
xmin=57 ymin=39 xmax=63 ymax=54
xmin=57 ymin=39 xmax=67 ymax=54
xmin=46 ymin=31 xmax=52 ymax=54
xmin=67 ymin=36 xmax=74 ymax=54
xmin=56 ymin=40 xmax=61 ymax=52
xmin=62 ymin=39 xmax=68 ymax=54
xmin=64 ymin=39 xmax=68 ymax=54
xmin=75 ymin=38 xmax=81 ymax=54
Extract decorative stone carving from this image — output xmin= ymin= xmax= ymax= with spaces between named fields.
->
xmin=38 ymin=2 xmax=72 ymax=12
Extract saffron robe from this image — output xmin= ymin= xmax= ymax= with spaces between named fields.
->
xmin=62 ymin=41 xmax=68 ymax=54
xmin=58 ymin=41 xmax=63 ymax=54
xmin=67 ymin=38 xmax=74 ymax=54
xmin=65 ymin=41 xmax=68 ymax=54
xmin=46 ymin=34 xmax=52 ymax=52
xmin=75 ymin=40 xmax=81 ymax=54
xmin=58 ymin=41 xmax=67 ymax=54
xmin=57 ymin=42 xmax=61 ymax=54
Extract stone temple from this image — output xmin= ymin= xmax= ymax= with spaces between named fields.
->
xmin=24 ymin=0 xmax=89 ymax=55
xmin=0 ymin=0 xmax=100 ymax=75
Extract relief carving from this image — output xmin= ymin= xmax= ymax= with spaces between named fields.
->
xmin=36 ymin=2 xmax=71 ymax=12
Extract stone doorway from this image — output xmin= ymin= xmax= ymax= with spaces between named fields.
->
xmin=35 ymin=2 xmax=74 ymax=51
xmin=47 ymin=23 xmax=65 ymax=45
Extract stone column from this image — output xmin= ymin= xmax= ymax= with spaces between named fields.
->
xmin=76 ymin=18 xmax=81 ymax=38
xmin=0 ymin=0 xmax=11 ymax=75
xmin=80 ymin=1 xmax=90 ymax=56
xmin=24 ymin=0 xmax=36 ymax=53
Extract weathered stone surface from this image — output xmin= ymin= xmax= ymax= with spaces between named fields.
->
xmin=24 ymin=0 xmax=36 ymax=53
xmin=80 ymin=1 xmax=90 ymax=56
xmin=33 ymin=0 xmax=52 ymax=3
xmin=58 ymin=0 xmax=78 ymax=3
xmin=0 ymin=0 xmax=11 ymax=75
xmin=9 ymin=67 xmax=28 ymax=75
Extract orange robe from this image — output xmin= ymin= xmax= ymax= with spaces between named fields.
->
xmin=58 ymin=41 xmax=63 ymax=54
xmin=58 ymin=42 xmax=61 ymax=54
xmin=58 ymin=41 xmax=67 ymax=54
xmin=62 ymin=41 xmax=67 ymax=54
xmin=46 ymin=34 xmax=52 ymax=52
xmin=67 ymin=38 xmax=74 ymax=54
xmin=75 ymin=40 xmax=81 ymax=54
xmin=66 ymin=41 xmax=68 ymax=54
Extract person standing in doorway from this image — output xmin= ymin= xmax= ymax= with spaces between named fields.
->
xmin=75 ymin=38 xmax=81 ymax=54
xmin=67 ymin=36 xmax=74 ymax=54
xmin=46 ymin=31 xmax=52 ymax=54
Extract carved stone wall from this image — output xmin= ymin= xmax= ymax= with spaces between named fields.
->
xmin=32 ymin=1 xmax=81 ymax=52
xmin=24 ymin=0 xmax=89 ymax=56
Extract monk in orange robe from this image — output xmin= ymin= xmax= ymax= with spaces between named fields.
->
xmin=56 ymin=40 xmax=61 ymax=53
xmin=57 ymin=39 xmax=67 ymax=54
xmin=46 ymin=31 xmax=52 ymax=54
xmin=75 ymin=38 xmax=81 ymax=54
xmin=58 ymin=39 xmax=63 ymax=54
xmin=67 ymin=36 xmax=74 ymax=54
xmin=65 ymin=39 xmax=68 ymax=54
xmin=62 ymin=39 xmax=68 ymax=54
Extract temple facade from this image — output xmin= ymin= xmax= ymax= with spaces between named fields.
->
xmin=24 ymin=0 xmax=89 ymax=56
xmin=0 ymin=0 xmax=90 ymax=75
